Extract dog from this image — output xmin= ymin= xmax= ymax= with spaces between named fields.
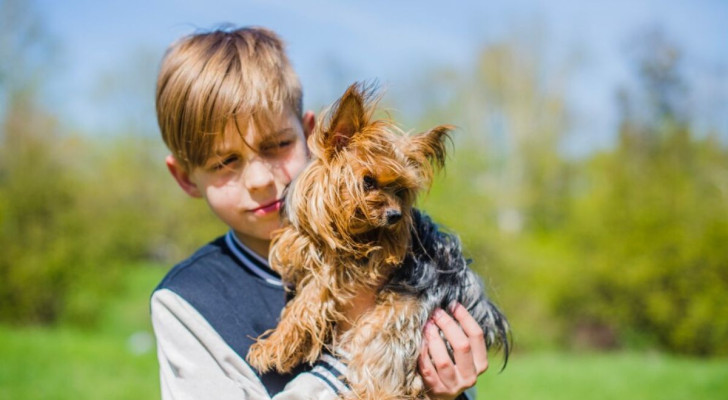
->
xmin=247 ymin=82 xmax=510 ymax=399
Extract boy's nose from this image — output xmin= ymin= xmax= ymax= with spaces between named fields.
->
xmin=243 ymin=159 xmax=276 ymax=190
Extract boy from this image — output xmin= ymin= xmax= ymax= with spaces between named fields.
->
xmin=151 ymin=26 xmax=488 ymax=400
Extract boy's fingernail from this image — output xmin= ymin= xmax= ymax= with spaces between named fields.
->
xmin=448 ymin=301 xmax=458 ymax=313
xmin=424 ymin=319 xmax=435 ymax=331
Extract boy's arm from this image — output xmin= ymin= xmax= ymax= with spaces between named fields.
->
xmin=152 ymin=288 xmax=350 ymax=400
xmin=151 ymin=288 xmax=272 ymax=400
xmin=152 ymin=289 xmax=479 ymax=400
xmin=278 ymin=347 xmax=477 ymax=400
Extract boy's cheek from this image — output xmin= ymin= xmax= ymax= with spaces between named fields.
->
xmin=206 ymin=184 xmax=242 ymax=205
xmin=285 ymin=145 xmax=310 ymax=180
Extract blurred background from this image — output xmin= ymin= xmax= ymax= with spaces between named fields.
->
xmin=1 ymin=0 xmax=726 ymax=398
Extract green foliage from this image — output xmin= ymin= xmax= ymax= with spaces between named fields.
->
xmin=0 ymin=97 xmax=222 ymax=326
xmin=0 ymin=264 xmax=165 ymax=400
xmin=543 ymin=33 xmax=728 ymax=355
xmin=418 ymin=30 xmax=727 ymax=356
xmin=556 ymin=123 xmax=728 ymax=355
xmin=0 ymin=99 xmax=78 ymax=323
xmin=0 ymin=1 xmax=222 ymax=326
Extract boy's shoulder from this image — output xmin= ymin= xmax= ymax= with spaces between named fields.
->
xmin=154 ymin=235 xmax=229 ymax=295
xmin=152 ymin=233 xmax=300 ymax=395
xmin=152 ymin=232 xmax=287 ymax=351
xmin=154 ymin=233 xmax=285 ymax=304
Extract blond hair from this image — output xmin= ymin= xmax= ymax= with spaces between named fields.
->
xmin=156 ymin=26 xmax=303 ymax=170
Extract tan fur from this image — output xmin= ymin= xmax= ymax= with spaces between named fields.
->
xmin=247 ymin=83 xmax=451 ymax=399
xmin=340 ymin=294 xmax=427 ymax=400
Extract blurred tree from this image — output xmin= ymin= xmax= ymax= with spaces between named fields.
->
xmin=0 ymin=0 xmax=225 ymax=326
xmin=0 ymin=0 xmax=82 ymax=324
xmin=0 ymin=98 xmax=74 ymax=323
xmin=416 ymin=27 xmax=727 ymax=356
xmin=421 ymin=32 xmax=576 ymax=236
xmin=414 ymin=32 xmax=578 ymax=349
xmin=558 ymin=29 xmax=728 ymax=355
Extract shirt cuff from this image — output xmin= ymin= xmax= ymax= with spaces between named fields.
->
xmin=307 ymin=351 xmax=351 ymax=397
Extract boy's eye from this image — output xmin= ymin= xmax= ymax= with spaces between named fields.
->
xmin=214 ymin=155 xmax=240 ymax=170
xmin=362 ymin=175 xmax=377 ymax=191
xmin=260 ymin=140 xmax=293 ymax=153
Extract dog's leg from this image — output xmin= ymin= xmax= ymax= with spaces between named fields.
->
xmin=247 ymin=278 xmax=337 ymax=373
xmin=340 ymin=292 xmax=429 ymax=400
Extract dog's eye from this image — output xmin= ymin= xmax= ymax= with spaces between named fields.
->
xmin=362 ymin=175 xmax=377 ymax=191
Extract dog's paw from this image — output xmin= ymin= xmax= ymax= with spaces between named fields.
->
xmin=246 ymin=341 xmax=274 ymax=372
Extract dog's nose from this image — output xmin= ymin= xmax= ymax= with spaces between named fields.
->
xmin=386 ymin=210 xmax=402 ymax=225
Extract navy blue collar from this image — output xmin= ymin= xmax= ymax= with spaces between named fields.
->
xmin=224 ymin=231 xmax=282 ymax=286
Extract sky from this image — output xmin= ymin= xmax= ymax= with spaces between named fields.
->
xmin=31 ymin=0 xmax=728 ymax=154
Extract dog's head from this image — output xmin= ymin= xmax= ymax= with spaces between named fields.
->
xmin=286 ymin=83 xmax=451 ymax=260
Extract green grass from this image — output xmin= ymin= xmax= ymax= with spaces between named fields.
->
xmin=0 ymin=264 xmax=166 ymax=400
xmin=2 ymin=264 xmax=727 ymax=399
xmin=477 ymin=351 xmax=728 ymax=399
xmin=0 ymin=324 xmax=159 ymax=399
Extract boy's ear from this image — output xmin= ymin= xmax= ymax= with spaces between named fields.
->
xmin=302 ymin=110 xmax=315 ymax=140
xmin=323 ymin=84 xmax=367 ymax=152
xmin=410 ymin=125 xmax=453 ymax=170
xmin=166 ymin=155 xmax=202 ymax=198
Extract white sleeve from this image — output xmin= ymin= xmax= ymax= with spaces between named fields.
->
xmin=151 ymin=288 xmax=270 ymax=400
xmin=277 ymin=353 xmax=350 ymax=400
xmin=151 ymin=289 xmax=344 ymax=400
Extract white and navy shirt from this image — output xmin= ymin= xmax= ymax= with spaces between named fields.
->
xmin=151 ymin=232 xmax=350 ymax=400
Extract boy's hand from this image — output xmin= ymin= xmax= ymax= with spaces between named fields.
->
xmin=418 ymin=303 xmax=488 ymax=400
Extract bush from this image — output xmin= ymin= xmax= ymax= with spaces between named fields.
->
xmin=0 ymin=97 xmax=223 ymax=326
xmin=553 ymin=126 xmax=728 ymax=355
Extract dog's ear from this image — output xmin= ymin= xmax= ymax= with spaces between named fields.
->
xmin=410 ymin=125 xmax=453 ymax=170
xmin=323 ymin=83 xmax=368 ymax=153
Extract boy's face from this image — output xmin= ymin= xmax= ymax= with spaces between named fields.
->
xmin=168 ymin=109 xmax=313 ymax=257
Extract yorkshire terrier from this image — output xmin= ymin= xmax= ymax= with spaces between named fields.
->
xmin=247 ymin=83 xmax=510 ymax=399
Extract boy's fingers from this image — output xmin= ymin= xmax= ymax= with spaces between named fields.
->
xmin=424 ymin=317 xmax=458 ymax=385
xmin=418 ymin=337 xmax=445 ymax=392
xmin=431 ymin=308 xmax=476 ymax=379
xmin=451 ymin=303 xmax=489 ymax=374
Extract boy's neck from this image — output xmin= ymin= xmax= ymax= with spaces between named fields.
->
xmin=233 ymin=233 xmax=271 ymax=260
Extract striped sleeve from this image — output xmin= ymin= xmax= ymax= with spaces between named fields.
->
xmin=307 ymin=353 xmax=350 ymax=396
xmin=274 ymin=351 xmax=351 ymax=400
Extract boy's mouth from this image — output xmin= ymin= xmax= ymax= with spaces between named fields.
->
xmin=250 ymin=199 xmax=283 ymax=216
